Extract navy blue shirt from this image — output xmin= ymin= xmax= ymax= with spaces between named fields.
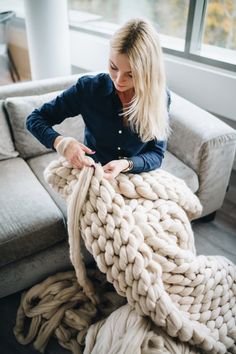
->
xmin=26 ymin=73 xmax=171 ymax=173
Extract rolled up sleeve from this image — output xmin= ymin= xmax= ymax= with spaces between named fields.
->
xmin=129 ymin=140 xmax=167 ymax=173
xmin=26 ymin=79 xmax=84 ymax=149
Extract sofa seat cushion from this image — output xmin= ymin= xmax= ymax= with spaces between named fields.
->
xmin=0 ymin=158 xmax=66 ymax=267
xmin=27 ymin=152 xmax=67 ymax=217
xmin=162 ymin=151 xmax=199 ymax=193
xmin=0 ymin=240 xmax=94 ymax=299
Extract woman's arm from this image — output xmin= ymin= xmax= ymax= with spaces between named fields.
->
xmin=54 ymin=136 xmax=96 ymax=169
xmin=26 ymin=79 xmax=84 ymax=149
xmin=128 ymin=140 xmax=167 ymax=173
xmin=102 ymin=140 xmax=166 ymax=179
xmin=127 ymin=89 xmax=170 ymax=173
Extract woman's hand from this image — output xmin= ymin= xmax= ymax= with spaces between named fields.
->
xmin=103 ymin=159 xmax=129 ymax=180
xmin=54 ymin=136 xmax=95 ymax=169
xmin=65 ymin=141 xmax=96 ymax=169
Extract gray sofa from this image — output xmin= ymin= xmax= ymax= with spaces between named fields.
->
xmin=0 ymin=73 xmax=235 ymax=299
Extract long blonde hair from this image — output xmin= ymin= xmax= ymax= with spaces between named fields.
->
xmin=110 ymin=18 xmax=170 ymax=142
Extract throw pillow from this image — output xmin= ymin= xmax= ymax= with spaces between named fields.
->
xmin=0 ymin=100 xmax=19 ymax=160
xmin=4 ymin=91 xmax=85 ymax=159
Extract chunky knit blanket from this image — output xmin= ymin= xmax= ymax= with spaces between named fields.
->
xmin=14 ymin=157 xmax=236 ymax=354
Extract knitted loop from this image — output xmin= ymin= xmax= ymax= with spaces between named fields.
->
xmin=43 ymin=159 xmax=236 ymax=354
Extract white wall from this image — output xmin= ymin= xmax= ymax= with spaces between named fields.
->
xmin=164 ymin=55 xmax=236 ymax=122
xmin=70 ymin=31 xmax=110 ymax=71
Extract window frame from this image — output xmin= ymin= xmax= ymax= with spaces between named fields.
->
xmin=162 ymin=0 xmax=236 ymax=72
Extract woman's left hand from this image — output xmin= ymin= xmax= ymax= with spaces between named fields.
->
xmin=103 ymin=159 xmax=129 ymax=180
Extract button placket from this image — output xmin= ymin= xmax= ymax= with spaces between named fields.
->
xmin=117 ymin=124 xmax=123 ymax=156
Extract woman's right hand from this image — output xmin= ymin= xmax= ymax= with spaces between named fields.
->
xmin=54 ymin=136 xmax=96 ymax=169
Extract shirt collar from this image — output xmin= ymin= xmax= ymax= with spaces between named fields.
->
xmin=102 ymin=73 xmax=115 ymax=96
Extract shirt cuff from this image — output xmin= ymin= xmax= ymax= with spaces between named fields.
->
xmin=129 ymin=156 xmax=145 ymax=173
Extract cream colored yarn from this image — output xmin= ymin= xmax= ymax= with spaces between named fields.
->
xmin=14 ymin=269 xmax=126 ymax=353
xmin=42 ymin=157 xmax=236 ymax=354
xmin=13 ymin=270 xmax=200 ymax=354
xmin=13 ymin=158 xmax=235 ymax=353
xmin=84 ymin=303 xmax=201 ymax=354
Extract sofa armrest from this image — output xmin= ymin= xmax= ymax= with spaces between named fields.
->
xmin=0 ymin=72 xmax=97 ymax=100
xmin=168 ymin=92 xmax=236 ymax=217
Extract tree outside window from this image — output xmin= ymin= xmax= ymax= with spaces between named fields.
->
xmin=203 ymin=0 xmax=236 ymax=50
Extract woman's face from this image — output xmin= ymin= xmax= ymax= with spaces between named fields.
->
xmin=108 ymin=49 xmax=134 ymax=92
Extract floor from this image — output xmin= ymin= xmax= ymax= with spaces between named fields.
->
xmin=194 ymin=170 xmax=236 ymax=263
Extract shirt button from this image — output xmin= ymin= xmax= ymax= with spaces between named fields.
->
xmin=118 ymin=130 xmax=122 ymax=134
xmin=117 ymin=147 xmax=121 ymax=150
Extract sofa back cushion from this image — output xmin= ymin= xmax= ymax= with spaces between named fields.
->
xmin=4 ymin=91 xmax=85 ymax=159
xmin=0 ymin=100 xmax=19 ymax=160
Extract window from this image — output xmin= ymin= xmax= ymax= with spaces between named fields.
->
xmin=2 ymin=0 xmax=235 ymax=71
xmin=68 ymin=0 xmax=236 ymax=71
xmin=201 ymin=0 xmax=236 ymax=65
xmin=173 ymin=0 xmax=236 ymax=69
xmin=203 ymin=0 xmax=236 ymax=51
xmin=69 ymin=0 xmax=189 ymax=50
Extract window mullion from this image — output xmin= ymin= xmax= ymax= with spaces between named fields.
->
xmin=185 ymin=0 xmax=208 ymax=55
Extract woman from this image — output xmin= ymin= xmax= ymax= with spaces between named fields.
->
xmin=26 ymin=18 xmax=171 ymax=179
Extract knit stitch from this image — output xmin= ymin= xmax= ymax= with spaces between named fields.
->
xmin=42 ymin=158 xmax=236 ymax=354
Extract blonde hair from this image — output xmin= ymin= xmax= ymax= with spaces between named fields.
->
xmin=110 ymin=18 xmax=170 ymax=142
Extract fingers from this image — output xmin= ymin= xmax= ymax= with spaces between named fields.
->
xmin=103 ymin=161 xmax=114 ymax=172
xmin=83 ymin=157 xmax=96 ymax=168
xmin=71 ymin=156 xmax=95 ymax=169
xmin=70 ymin=155 xmax=82 ymax=169
xmin=103 ymin=172 xmax=115 ymax=180
xmin=80 ymin=143 xmax=96 ymax=155
xmin=103 ymin=160 xmax=127 ymax=179
xmin=66 ymin=143 xmax=95 ymax=169
xmin=103 ymin=162 xmax=117 ymax=180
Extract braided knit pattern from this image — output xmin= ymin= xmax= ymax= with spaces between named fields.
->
xmin=44 ymin=157 xmax=236 ymax=354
